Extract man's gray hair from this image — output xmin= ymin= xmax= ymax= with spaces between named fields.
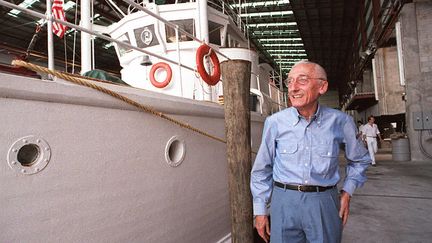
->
xmin=291 ymin=60 xmax=328 ymax=80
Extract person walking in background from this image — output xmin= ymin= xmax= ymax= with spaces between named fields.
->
xmin=362 ymin=115 xmax=382 ymax=166
xmin=250 ymin=60 xmax=371 ymax=243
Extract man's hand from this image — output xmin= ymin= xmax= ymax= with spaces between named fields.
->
xmin=339 ymin=191 xmax=351 ymax=226
xmin=255 ymin=215 xmax=270 ymax=243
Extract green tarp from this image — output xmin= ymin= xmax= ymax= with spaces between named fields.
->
xmin=83 ymin=69 xmax=128 ymax=86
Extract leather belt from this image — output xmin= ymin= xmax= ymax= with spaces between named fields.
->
xmin=274 ymin=181 xmax=336 ymax=192
xmin=366 ymin=136 xmax=376 ymax=138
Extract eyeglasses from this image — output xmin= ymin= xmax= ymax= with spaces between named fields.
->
xmin=285 ymin=75 xmax=326 ymax=86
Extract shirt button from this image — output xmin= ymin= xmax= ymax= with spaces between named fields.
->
xmin=327 ymin=152 xmax=331 ymax=156
xmin=306 ymin=147 xmax=309 ymax=150
xmin=283 ymin=149 xmax=287 ymax=153
xmin=305 ymin=163 xmax=308 ymax=166
xmin=305 ymin=180 xmax=308 ymax=183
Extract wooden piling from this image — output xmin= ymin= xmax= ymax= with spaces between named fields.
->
xmin=221 ymin=60 xmax=253 ymax=243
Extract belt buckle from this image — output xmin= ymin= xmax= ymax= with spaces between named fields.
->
xmin=297 ymin=185 xmax=303 ymax=192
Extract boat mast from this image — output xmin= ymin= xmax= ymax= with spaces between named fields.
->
xmin=80 ymin=0 xmax=92 ymax=74
xmin=198 ymin=0 xmax=212 ymax=101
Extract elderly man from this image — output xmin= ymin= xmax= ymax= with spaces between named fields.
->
xmin=251 ymin=61 xmax=371 ymax=243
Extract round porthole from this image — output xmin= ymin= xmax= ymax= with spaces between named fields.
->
xmin=165 ymin=136 xmax=186 ymax=167
xmin=17 ymin=143 xmax=40 ymax=166
xmin=7 ymin=135 xmax=51 ymax=175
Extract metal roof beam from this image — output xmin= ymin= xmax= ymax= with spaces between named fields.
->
xmin=250 ymin=32 xmax=300 ymax=39
xmin=247 ymin=25 xmax=299 ymax=31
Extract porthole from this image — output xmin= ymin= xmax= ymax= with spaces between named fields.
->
xmin=17 ymin=144 xmax=40 ymax=166
xmin=165 ymin=136 xmax=186 ymax=167
xmin=7 ymin=135 xmax=51 ymax=175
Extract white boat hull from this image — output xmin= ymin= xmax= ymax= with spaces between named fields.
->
xmin=0 ymin=73 xmax=264 ymax=242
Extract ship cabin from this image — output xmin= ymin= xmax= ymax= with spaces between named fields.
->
xmin=103 ymin=1 xmax=287 ymax=115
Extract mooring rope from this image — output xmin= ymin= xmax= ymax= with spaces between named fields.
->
xmin=12 ymin=60 xmax=227 ymax=144
xmin=12 ymin=60 xmax=259 ymax=155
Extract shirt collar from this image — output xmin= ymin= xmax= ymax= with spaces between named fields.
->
xmin=289 ymin=107 xmax=301 ymax=126
xmin=290 ymin=104 xmax=323 ymax=127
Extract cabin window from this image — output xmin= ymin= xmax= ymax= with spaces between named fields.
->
xmin=117 ymin=33 xmax=132 ymax=57
xmin=228 ymin=34 xmax=240 ymax=48
xmin=208 ymin=21 xmax=222 ymax=46
xmin=165 ymin=19 xmax=195 ymax=43
xmin=134 ymin=25 xmax=159 ymax=48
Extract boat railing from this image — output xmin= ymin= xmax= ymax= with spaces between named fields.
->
xmin=207 ymin=0 xmax=249 ymax=39
xmin=0 ymin=0 xmax=285 ymax=113
xmin=0 ymin=0 xmax=233 ymax=73
xmin=252 ymin=71 xmax=287 ymax=114
xmin=268 ymin=83 xmax=287 ymax=111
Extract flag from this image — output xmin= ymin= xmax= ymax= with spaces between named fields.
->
xmin=52 ymin=0 xmax=67 ymax=38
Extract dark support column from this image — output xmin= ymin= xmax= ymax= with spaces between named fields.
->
xmin=372 ymin=0 xmax=382 ymax=40
xmin=359 ymin=0 xmax=367 ymax=50
xmin=221 ymin=60 xmax=253 ymax=243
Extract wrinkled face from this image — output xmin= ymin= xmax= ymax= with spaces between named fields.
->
xmin=287 ymin=63 xmax=328 ymax=113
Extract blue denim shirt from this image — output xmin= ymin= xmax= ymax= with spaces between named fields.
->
xmin=250 ymin=105 xmax=371 ymax=215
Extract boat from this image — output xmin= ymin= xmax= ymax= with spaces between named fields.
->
xmin=0 ymin=0 xmax=287 ymax=242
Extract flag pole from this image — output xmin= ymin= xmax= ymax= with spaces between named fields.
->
xmin=47 ymin=0 xmax=54 ymax=72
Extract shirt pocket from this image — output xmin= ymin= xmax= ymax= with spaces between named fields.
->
xmin=276 ymin=140 xmax=298 ymax=162
xmin=313 ymin=142 xmax=339 ymax=175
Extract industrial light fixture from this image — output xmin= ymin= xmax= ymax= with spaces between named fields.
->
xmin=7 ymin=0 xmax=39 ymax=17
xmin=231 ymin=0 xmax=290 ymax=8
xmin=240 ymin=11 xmax=293 ymax=18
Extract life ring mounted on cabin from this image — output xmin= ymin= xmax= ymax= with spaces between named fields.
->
xmin=149 ymin=62 xmax=172 ymax=88
xmin=196 ymin=44 xmax=221 ymax=86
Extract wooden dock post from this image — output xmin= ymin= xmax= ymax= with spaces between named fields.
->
xmin=221 ymin=60 xmax=253 ymax=243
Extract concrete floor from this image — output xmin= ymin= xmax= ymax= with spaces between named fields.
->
xmin=253 ymin=148 xmax=432 ymax=243
xmin=342 ymin=149 xmax=432 ymax=243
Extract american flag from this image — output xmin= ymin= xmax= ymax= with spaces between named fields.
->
xmin=52 ymin=0 xmax=67 ymax=38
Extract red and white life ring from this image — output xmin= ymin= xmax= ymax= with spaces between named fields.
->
xmin=149 ymin=62 xmax=172 ymax=88
xmin=196 ymin=44 xmax=221 ymax=86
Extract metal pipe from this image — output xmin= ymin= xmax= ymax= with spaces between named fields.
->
xmin=198 ymin=0 xmax=211 ymax=101
xmin=175 ymin=26 xmax=183 ymax=97
xmin=46 ymin=0 xmax=54 ymax=72
xmin=277 ymin=89 xmax=281 ymax=111
xmin=106 ymin=0 xmax=126 ymax=17
xmin=153 ymin=4 xmax=166 ymax=53
xmin=81 ymin=0 xmax=92 ymax=74
xmin=91 ymin=1 xmax=95 ymax=70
